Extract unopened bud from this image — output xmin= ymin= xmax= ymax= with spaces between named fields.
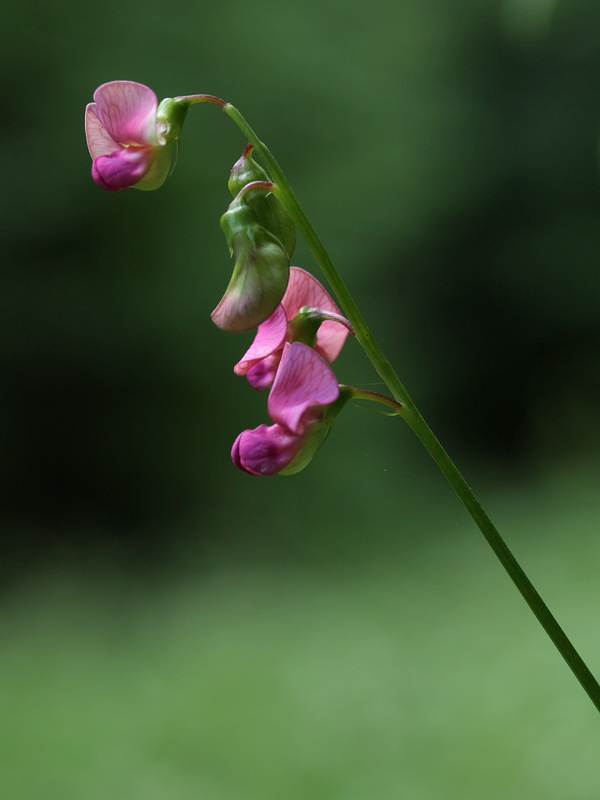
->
xmin=227 ymin=146 xmax=296 ymax=259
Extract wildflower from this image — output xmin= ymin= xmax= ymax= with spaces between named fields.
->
xmin=211 ymin=144 xmax=298 ymax=333
xmin=85 ymin=80 xmax=184 ymax=191
xmin=234 ymin=267 xmax=351 ymax=389
xmin=211 ymin=182 xmax=291 ymax=332
xmin=232 ymin=342 xmax=347 ymax=475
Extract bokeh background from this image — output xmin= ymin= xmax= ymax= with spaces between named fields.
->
xmin=2 ymin=0 xmax=600 ymax=797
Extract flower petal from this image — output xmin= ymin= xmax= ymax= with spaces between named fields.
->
xmin=92 ymin=81 xmax=162 ymax=147
xmin=233 ymin=304 xmax=288 ymax=377
xmin=245 ymin=354 xmax=281 ymax=390
xmin=85 ymin=103 xmax=121 ymax=159
xmin=268 ymin=342 xmax=339 ymax=435
xmin=283 ymin=267 xmax=348 ymax=361
xmin=91 ymin=148 xmax=152 ymax=192
xmin=232 ymin=423 xmax=303 ymax=475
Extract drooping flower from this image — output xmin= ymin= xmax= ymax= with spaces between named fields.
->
xmin=85 ymin=81 xmax=185 ymax=191
xmin=232 ymin=342 xmax=348 ymax=475
xmin=234 ymin=267 xmax=352 ymax=389
xmin=211 ymin=182 xmax=291 ymax=333
xmin=211 ymin=145 xmax=298 ymax=334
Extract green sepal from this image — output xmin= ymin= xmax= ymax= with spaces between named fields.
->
xmin=279 ymin=387 xmax=352 ymax=476
xmin=287 ymin=306 xmax=325 ymax=348
xmin=156 ymin=97 xmax=191 ymax=143
xmin=278 ymin=423 xmax=332 ymax=476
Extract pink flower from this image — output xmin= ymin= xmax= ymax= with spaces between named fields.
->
xmin=232 ymin=342 xmax=343 ymax=475
xmin=234 ymin=267 xmax=351 ymax=389
xmin=85 ymin=81 xmax=176 ymax=192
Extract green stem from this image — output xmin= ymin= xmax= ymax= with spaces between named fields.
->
xmin=344 ymin=386 xmax=404 ymax=414
xmin=222 ymin=103 xmax=600 ymax=712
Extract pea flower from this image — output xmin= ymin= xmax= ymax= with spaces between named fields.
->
xmin=234 ymin=267 xmax=352 ymax=389
xmin=232 ymin=342 xmax=347 ymax=475
xmin=211 ymin=182 xmax=291 ymax=333
xmin=85 ymin=81 xmax=184 ymax=192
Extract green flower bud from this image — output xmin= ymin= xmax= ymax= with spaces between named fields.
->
xmin=220 ymin=197 xmax=260 ymax=255
xmin=228 ymin=144 xmax=270 ymax=196
xmin=212 ymin=192 xmax=290 ymax=332
xmin=227 ymin=146 xmax=296 ymax=260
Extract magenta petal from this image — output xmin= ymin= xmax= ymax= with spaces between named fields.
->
xmin=85 ymin=104 xmax=121 ymax=159
xmin=92 ymin=81 xmax=161 ymax=147
xmin=246 ymin=354 xmax=282 ymax=390
xmin=234 ymin=304 xmax=288 ymax=377
xmin=268 ymin=342 xmax=339 ymax=435
xmin=232 ymin=424 xmax=302 ymax=475
xmin=91 ymin=149 xmax=151 ymax=192
xmin=283 ymin=267 xmax=349 ymax=361
xmin=282 ymin=267 xmax=336 ymax=316
xmin=313 ymin=318 xmax=349 ymax=364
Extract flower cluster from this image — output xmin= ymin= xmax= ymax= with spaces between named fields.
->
xmin=218 ymin=148 xmax=354 ymax=473
xmin=230 ymin=266 xmax=353 ymax=475
xmin=85 ymin=81 xmax=356 ymax=475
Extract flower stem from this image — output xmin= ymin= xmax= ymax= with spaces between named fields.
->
xmin=344 ymin=386 xmax=403 ymax=414
xmin=221 ymin=103 xmax=600 ymax=712
xmin=176 ymin=94 xmax=228 ymax=108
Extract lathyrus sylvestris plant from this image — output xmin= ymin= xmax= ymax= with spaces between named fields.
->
xmin=85 ymin=80 xmax=600 ymax=718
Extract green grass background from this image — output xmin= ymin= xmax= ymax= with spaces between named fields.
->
xmin=2 ymin=460 xmax=600 ymax=799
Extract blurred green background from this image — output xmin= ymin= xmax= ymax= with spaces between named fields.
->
xmin=2 ymin=0 xmax=600 ymax=797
